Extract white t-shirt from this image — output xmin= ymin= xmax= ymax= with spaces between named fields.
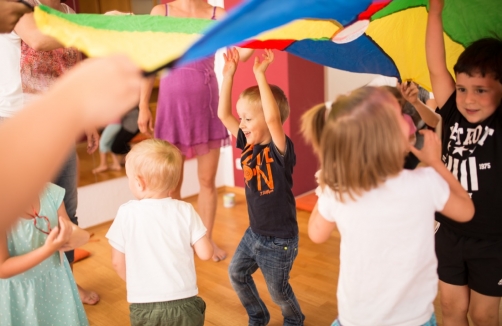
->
xmin=317 ymin=168 xmax=449 ymax=326
xmin=106 ymin=198 xmax=207 ymax=303
xmin=0 ymin=33 xmax=23 ymax=117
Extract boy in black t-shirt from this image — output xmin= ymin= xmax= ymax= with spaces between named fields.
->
xmin=426 ymin=1 xmax=502 ymax=324
xmin=217 ymin=48 xmax=304 ymax=326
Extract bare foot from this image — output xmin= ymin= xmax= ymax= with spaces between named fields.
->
xmin=109 ymin=164 xmax=121 ymax=171
xmin=211 ymin=240 xmax=227 ymax=262
xmin=78 ymin=284 xmax=100 ymax=305
xmin=92 ymin=165 xmax=108 ymax=174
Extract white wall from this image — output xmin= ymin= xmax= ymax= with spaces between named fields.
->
xmin=77 ymin=147 xmax=234 ymax=228
xmin=325 ymin=67 xmax=381 ymax=101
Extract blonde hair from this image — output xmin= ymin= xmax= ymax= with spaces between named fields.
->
xmin=300 ymin=103 xmax=331 ymax=155
xmin=126 ymin=139 xmax=182 ymax=193
xmin=240 ymin=84 xmax=290 ymax=123
xmin=304 ymin=87 xmax=406 ymax=201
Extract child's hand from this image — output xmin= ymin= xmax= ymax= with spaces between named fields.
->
xmin=399 ymin=81 xmax=419 ymax=106
xmin=428 ymin=0 xmax=444 ymax=15
xmin=253 ymin=49 xmax=274 ymax=76
xmin=222 ymin=47 xmax=240 ymax=78
xmin=43 ymin=216 xmax=72 ymax=252
xmin=409 ymin=130 xmax=442 ymax=167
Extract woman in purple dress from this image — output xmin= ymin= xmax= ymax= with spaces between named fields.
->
xmin=138 ymin=0 xmax=252 ymax=262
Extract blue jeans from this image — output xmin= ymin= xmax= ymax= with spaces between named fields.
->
xmin=229 ymin=227 xmax=304 ymax=326
xmin=53 ymin=149 xmax=78 ymax=263
xmin=331 ymin=313 xmax=437 ymax=326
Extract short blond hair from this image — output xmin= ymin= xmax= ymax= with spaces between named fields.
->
xmin=318 ymin=87 xmax=406 ymax=201
xmin=240 ymin=84 xmax=290 ymax=123
xmin=126 ymin=139 xmax=182 ymax=193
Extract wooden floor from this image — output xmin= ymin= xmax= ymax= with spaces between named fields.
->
xmin=74 ymin=142 xmax=502 ymax=326
xmin=76 ymin=142 xmax=127 ymax=188
xmin=73 ymin=187 xmax=450 ymax=326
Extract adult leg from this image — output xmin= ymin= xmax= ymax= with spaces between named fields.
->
xmin=438 ymin=281 xmax=469 ymax=326
xmin=229 ymin=228 xmax=270 ymax=326
xmin=469 ymin=290 xmax=500 ymax=326
xmin=196 ymin=148 xmax=225 ymax=261
xmin=54 ymin=150 xmax=100 ymax=305
xmin=257 ymin=235 xmax=304 ymax=326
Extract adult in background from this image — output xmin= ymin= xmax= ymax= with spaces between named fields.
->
xmin=138 ymin=0 xmax=253 ymax=262
xmin=0 ymin=0 xmax=99 ymax=304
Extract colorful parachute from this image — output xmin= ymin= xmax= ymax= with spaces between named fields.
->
xmin=35 ymin=0 xmax=501 ymax=90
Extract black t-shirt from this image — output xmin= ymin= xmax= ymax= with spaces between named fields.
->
xmin=436 ymin=91 xmax=502 ymax=239
xmin=236 ymin=129 xmax=298 ymax=238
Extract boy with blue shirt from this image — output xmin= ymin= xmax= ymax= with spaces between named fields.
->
xmin=427 ymin=0 xmax=502 ymax=324
xmin=217 ymin=48 xmax=304 ymax=326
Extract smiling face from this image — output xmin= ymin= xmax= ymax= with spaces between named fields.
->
xmin=236 ymin=97 xmax=271 ymax=145
xmin=455 ymin=72 xmax=502 ymax=124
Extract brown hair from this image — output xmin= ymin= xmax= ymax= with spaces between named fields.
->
xmin=126 ymin=139 xmax=182 ymax=193
xmin=240 ymin=84 xmax=290 ymax=123
xmin=380 ymin=85 xmax=406 ymax=109
xmin=305 ymin=87 xmax=407 ymax=201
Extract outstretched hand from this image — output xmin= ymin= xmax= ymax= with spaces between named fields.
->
xmin=222 ymin=47 xmax=240 ymax=78
xmin=253 ymin=49 xmax=274 ymax=76
xmin=409 ymin=129 xmax=442 ymax=167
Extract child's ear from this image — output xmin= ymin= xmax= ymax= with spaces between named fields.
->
xmin=136 ymin=176 xmax=147 ymax=191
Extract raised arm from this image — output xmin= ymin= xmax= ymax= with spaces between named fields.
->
xmin=253 ymin=50 xmax=286 ymax=154
xmin=426 ymin=0 xmax=455 ymax=108
xmin=14 ymin=11 xmax=63 ymax=51
xmin=217 ymin=47 xmax=240 ymax=137
xmin=400 ymin=82 xmax=441 ymax=128
xmin=410 ymin=130 xmax=474 ymax=222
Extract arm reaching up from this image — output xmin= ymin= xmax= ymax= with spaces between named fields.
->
xmin=426 ymin=0 xmax=455 ymax=108
xmin=217 ymin=47 xmax=240 ymax=138
xmin=399 ymin=82 xmax=440 ymax=128
xmin=253 ymin=50 xmax=286 ymax=154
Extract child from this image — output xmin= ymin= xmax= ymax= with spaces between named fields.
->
xmin=218 ymin=48 xmax=305 ymax=326
xmin=0 ymin=183 xmax=90 ymax=325
xmin=106 ymin=139 xmax=213 ymax=326
xmin=426 ymin=0 xmax=502 ymax=324
xmin=92 ymin=120 xmax=122 ymax=173
xmin=302 ymin=87 xmax=474 ymax=326
xmin=382 ymin=85 xmax=440 ymax=169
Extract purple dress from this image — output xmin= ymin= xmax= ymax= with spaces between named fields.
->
xmin=155 ymin=5 xmax=230 ymax=159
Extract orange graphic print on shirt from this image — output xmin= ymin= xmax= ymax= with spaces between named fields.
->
xmin=241 ymin=145 xmax=275 ymax=195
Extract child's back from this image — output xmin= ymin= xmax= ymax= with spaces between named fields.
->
xmin=107 ymin=197 xmax=206 ymax=302
xmin=317 ymin=168 xmax=448 ymax=325
xmin=304 ymin=87 xmax=473 ymax=325
xmin=106 ymin=139 xmax=212 ymax=326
